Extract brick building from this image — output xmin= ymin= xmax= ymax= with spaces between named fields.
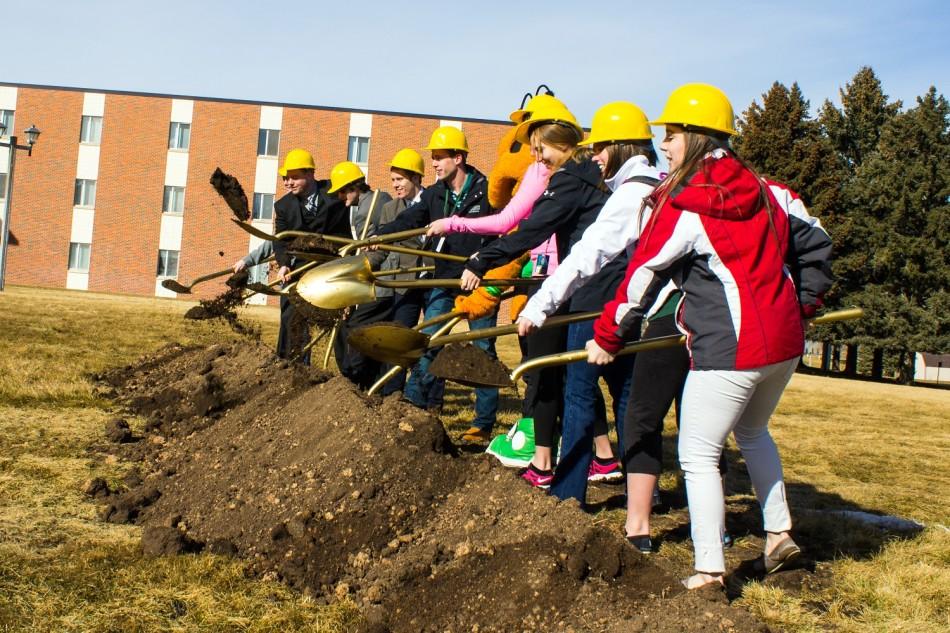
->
xmin=0 ymin=83 xmax=511 ymax=304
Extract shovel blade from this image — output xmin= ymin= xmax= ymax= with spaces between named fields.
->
xmin=347 ymin=322 xmax=429 ymax=366
xmin=161 ymin=279 xmax=191 ymax=294
xmin=296 ymin=255 xmax=378 ymax=309
xmin=429 ymin=343 xmax=514 ymax=388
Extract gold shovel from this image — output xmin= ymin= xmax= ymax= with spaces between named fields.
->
xmin=348 ymin=308 xmax=599 ymax=367
xmin=230 ymin=219 xmax=461 ymax=261
xmin=295 ymin=255 xmax=540 ymax=310
xmin=509 ymin=307 xmax=866 ymax=382
xmin=159 ymin=255 xmax=275 ymax=294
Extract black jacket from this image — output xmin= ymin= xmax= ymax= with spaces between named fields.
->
xmin=273 ymin=179 xmax=348 ymax=267
xmin=374 ymin=165 xmax=496 ymax=280
xmin=466 ymin=158 xmax=628 ymax=312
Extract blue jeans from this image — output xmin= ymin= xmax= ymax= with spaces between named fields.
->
xmin=403 ymin=288 xmax=498 ymax=431
xmin=551 ymin=319 xmax=634 ymax=505
xmin=468 ymin=312 xmax=499 ymax=431
xmin=380 ymin=289 xmax=426 ymax=396
xmin=403 ymin=288 xmax=454 ymax=408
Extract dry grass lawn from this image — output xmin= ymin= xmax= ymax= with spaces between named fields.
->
xmin=1 ymin=286 xmax=948 ymax=632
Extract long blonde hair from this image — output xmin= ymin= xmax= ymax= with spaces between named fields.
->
xmin=529 ymin=122 xmax=590 ymax=170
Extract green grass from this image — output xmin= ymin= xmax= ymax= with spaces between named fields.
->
xmin=0 ymin=285 xmax=948 ymax=632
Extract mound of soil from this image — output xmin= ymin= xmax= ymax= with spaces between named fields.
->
xmin=94 ymin=341 xmax=767 ymax=632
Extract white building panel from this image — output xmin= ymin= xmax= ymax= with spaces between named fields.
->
xmin=158 ymin=213 xmax=183 ymax=250
xmin=349 ymin=113 xmax=373 ymax=137
xmin=255 ymin=157 xmax=279 ymax=194
xmin=155 ymin=278 xmax=177 ymax=298
xmin=164 ymin=150 xmax=189 ymax=187
xmin=0 ymin=86 xmax=16 ymax=111
xmin=439 ymin=120 xmax=462 ymax=130
xmin=82 ymin=93 xmax=105 ymax=117
xmin=0 ymin=150 xmax=8 ymax=172
xmin=66 ymin=271 xmax=89 ymax=291
xmin=170 ymin=99 xmax=194 ymax=123
xmin=259 ymin=105 xmax=283 ymax=130
xmin=70 ymin=208 xmax=95 ymax=244
xmin=76 ymin=144 xmax=100 ymax=180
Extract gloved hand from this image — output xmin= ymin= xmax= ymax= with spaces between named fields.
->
xmin=508 ymin=294 xmax=528 ymax=323
xmin=453 ymin=253 xmax=531 ymax=319
xmin=454 ymin=287 xmax=499 ymax=320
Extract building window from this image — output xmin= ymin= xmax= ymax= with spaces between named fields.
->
xmin=258 ymin=129 xmax=280 ymax=157
xmin=73 ymin=179 xmax=97 ymax=207
xmin=79 ymin=116 xmax=103 ymax=144
xmin=168 ymin=122 xmax=191 ymax=150
xmin=0 ymin=173 xmax=6 ymax=200
xmin=163 ymin=186 xmax=185 ymax=213
xmin=156 ymin=249 xmax=179 ymax=277
xmin=68 ymin=242 xmax=91 ymax=271
xmin=0 ymin=110 xmax=12 ymax=136
xmin=252 ymin=192 xmax=274 ymax=221
xmin=248 ymin=263 xmax=268 ymax=285
xmin=347 ymin=136 xmax=370 ymax=163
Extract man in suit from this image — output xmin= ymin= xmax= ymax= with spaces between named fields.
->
xmin=272 ymin=148 xmax=348 ymax=362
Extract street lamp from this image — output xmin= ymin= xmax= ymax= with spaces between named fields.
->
xmin=0 ymin=122 xmax=41 ymax=291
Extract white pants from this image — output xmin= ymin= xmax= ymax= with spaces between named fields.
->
xmin=678 ymin=358 xmax=798 ymax=573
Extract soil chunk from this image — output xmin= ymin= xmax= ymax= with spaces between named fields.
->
xmin=209 ymin=168 xmax=249 ymax=221
xmin=430 ymin=342 xmax=513 ymax=388
xmin=105 ymin=418 xmax=133 ymax=443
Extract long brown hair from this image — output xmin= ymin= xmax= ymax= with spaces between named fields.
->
xmin=596 ymin=140 xmax=658 ymax=181
xmin=640 ymin=127 xmax=779 ymax=246
xmin=529 ymin=121 xmax=590 ymax=169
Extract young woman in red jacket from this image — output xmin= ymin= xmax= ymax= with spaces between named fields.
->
xmin=587 ymin=84 xmax=833 ymax=589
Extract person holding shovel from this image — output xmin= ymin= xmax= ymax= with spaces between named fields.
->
xmin=326 ymin=161 xmax=393 ymax=389
xmin=272 ymin=149 xmax=348 ymax=363
xmin=371 ymin=127 xmax=500 ymax=434
xmin=462 ymin=102 xmax=631 ymax=488
xmin=374 ymin=149 xmax=433 ymax=397
xmin=587 ymin=84 xmax=833 ymax=589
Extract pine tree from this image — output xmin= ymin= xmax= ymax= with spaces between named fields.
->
xmin=841 ymin=87 xmax=950 ymax=378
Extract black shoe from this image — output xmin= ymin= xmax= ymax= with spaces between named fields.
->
xmin=626 ymin=534 xmax=653 ymax=554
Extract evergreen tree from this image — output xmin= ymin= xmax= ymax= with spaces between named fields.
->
xmin=841 ymin=87 xmax=950 ymax=378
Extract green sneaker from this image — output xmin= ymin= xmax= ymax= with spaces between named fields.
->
xmin=486 ymin=418 xmax=534 ymax=468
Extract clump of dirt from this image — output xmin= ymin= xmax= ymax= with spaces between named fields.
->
xmin=210 ymin=167 xmax=249 ymax=221
xmin=183 ymin=284 xmax=261 ymax=338
xmin=289 ymin=292 xmax=343 ymax=332
xmin=430 ymin=342 xmax=513 ymax=388
xmin=93 ymin=341 xmax=767 ymax=632
xmin=289 ymin=235 xmax=339 ymax=258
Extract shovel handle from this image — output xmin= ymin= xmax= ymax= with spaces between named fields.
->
xmin=231 ymin=219 xmax=466 ymax=262
xmin=375 ymin=277 xmax=540 ymax=291
xmin=510 ymin=307 xmax=866 ymax=382
xmin=431 ymin=310 xmax=600 ymax=348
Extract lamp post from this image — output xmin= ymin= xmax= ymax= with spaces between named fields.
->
xmin=0 ymin=122 xmax=41 ymax=291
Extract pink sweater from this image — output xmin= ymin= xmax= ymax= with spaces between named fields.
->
xmin=441 ymin=162 xmax=558 ymax=274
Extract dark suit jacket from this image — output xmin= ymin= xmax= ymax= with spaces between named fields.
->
xmin=273 ymin=179 xmax=349 ymax=267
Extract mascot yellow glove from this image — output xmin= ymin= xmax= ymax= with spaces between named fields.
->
xmin=454 ymin=253 xmax=531 ymax=319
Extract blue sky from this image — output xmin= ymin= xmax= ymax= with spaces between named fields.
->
xmin=5 ymin=0 xmax=947 ymax=124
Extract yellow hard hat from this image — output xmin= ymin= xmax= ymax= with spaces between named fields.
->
xmin=327 ymin=161 xmax=366 ymax=194
xmin=650 ymin=83 xmax=737 ymax=136
xmin=514 ymin=103 xmax=583 ymax=145
xmin=578 ymin=101 xmax=652 ymax=146
xmin=509 ymin=93 xmax=566 ymax=123
xmin=278 ymin=148 xmax=316 ymax=177
xmin=387 ymin=148 xmax=425 ymax=176
xmin=425 ymin=126 xmax=469 ymax=153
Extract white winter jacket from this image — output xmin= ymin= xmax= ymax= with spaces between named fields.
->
xmin=518 ymin=155 xmax=672 ymax=326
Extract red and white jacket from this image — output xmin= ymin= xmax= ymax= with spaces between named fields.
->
xmin=593 ymin=153 xmax=833 ymax=371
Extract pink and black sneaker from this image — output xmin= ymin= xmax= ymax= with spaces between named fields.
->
xmin=588 ymin=457 xmax=623 ymax=483
xmin=519 ymin=463 xmax=553 ymax=489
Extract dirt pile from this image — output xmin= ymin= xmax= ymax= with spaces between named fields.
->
xmin=93 ymin=341 xmax=767 ymax=632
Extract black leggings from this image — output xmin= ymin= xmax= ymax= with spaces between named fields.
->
xmin=522 ymin=321 xmax=568 ymax=449
xmin=621 ymin=314 xmax=727 ymax=475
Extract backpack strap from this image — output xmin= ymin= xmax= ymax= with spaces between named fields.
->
xmin=622 ymin=175 xmax=661 ymax=187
